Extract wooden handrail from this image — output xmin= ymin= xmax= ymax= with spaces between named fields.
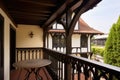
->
xmin=15 ymin=48 xmax=120 ymax=80
xmin=43 ymin=48 xmax=120 ymax=80
xmin=16 ymin=47 xmax=43 ymax=62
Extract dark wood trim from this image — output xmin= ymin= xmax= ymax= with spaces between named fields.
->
xmin=0 ymin=1 xmax=17 ymax=27
xmin=43 ymin=28 xmax=46 ymax=48
xmin=87 ymin=34 xmax=89 ymax=52
xmin=65 ymin=9 xmax=72 ymax=55
xmin=42 ymin=1 xmax=67 ymax=28
xmin=17 ymin=0 xmax=56 ymax=7
xmin=68 ymin=0 xmax=101 ymax=36
xmin=0 ymin=13 xmax=4 ymax=80
xmin=42 ymin=0 xmax=87 ymax=28
xmin=68 ymin=0 xmax=88 ymax=36
xmin=16 ymin=47 xmax=43 ymax=49
xmin=44 ymin=48 xmax=120 ymax=80
xmin=10 ymin=24 xmax=16 ymax=70
xmin=57 ymin=20 xmax=66 ymax=29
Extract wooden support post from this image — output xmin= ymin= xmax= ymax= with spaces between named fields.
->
xmin=43 ymin=28 xmax=46 ymax=48
xmin=43 ymin=28 xmax=49 ymax=59
xmin=64 ymin=8 xmax=72 ymax=80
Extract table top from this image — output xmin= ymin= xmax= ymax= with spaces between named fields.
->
xmin=13 ymin=59 xmax=51 ymax=68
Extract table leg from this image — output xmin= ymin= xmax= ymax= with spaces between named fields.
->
xmin=24 ymin=68 xmax=43 ymax=80
xmin=24 ymin=69 xmax=32 ymax=80
xmin=35 ymin=68 xmax=43 ymax=80
xmin=42 ymin=67 xmax=49 ymax=80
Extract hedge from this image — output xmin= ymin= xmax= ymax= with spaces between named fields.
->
xmin=91 ymin=46 xmax=104 ymax=57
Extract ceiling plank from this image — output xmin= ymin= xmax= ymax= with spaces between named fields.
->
xmin=12 ymin=16 xmax=48 ymax=20
xmin=9 ymin=11 xmax=50 ymax=17
xmin=7 ymin=8 xmax=52 ymax=14
xmin=19 ymin=0 xmax=56 ymax=7
xmin=42 ymin=0 xmax=84 ymax=28
xmin=42 ymin=0 xmax=67 ymax=28
xmin=3 ymin=0 xmax=101 ymax=26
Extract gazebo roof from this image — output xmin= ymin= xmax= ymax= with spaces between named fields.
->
xmin=74 ymin=18 xmax=103 ymax=34
xmin=49 ymin=18 xmax=103 ymax=35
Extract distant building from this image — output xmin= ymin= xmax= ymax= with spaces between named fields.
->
xmin=92 ymin=34 xmax=108 ymax=46
xmin=47 ymin=18 xmax=103 ymax=53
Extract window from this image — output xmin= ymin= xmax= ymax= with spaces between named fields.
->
xmin=52 ymin=33 xmax=65 ymax=47
xmin=52 ymin=23 xmax=64 ymax=29
xmin=81 ymin=35 xmax=88 ymax=47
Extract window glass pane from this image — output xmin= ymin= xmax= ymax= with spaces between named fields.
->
xmin=81 ymin=35 xmax=88 ymax=47
xmin=53 ymin=33 xmax=65 ymax=47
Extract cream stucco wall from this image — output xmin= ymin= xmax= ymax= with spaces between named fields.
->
xmin=16 ymin=25 xmax=43 ymax=48
xmin=72 ymin=34 xmax=80 ymax=47
xmin=0 ymin=8 xmax=16 ymax=80
xmin=72 ymin=34 xmax=90 ymax=52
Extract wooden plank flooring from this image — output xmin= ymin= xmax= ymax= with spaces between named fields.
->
xmin=11 ymin=68 xmax=105 ymax=80
xmin=10 ymin=67 xmax=52 ymax=80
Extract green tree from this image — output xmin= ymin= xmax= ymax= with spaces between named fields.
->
xmin=104 ymin=16 xmax=120 ymax=67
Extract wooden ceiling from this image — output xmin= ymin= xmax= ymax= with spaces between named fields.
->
xmin=2 ymin=0 xmax=101 ymax=28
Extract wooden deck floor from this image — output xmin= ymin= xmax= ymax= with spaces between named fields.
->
xmin=10 ymin=67 xmax=52 ymax=80
xmin=11 ymin=68 xmax=105 ymax=80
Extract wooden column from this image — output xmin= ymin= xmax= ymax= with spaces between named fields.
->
xmin=64 ymin=9 xmax=73 ymax=80
xmin=43 ymin=28 xmax=47 ymax=48
xmin=43 ymin=28 xmax=49 ymax=59
xmin=64 ymin=1 xmax=89 ymax=79
xmin=65 ymin=9 xmax=72 ymax=55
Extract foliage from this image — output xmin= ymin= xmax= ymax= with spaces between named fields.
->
xmin=104 ymin=16 xmax=120 ymax=67
xmin=91 ymin=46 xmax=104 ymax=57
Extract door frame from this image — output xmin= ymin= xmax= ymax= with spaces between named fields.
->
xmin=0 ymin=14 xmax=4 ymax=80
xmin=10 ymin=25 xmax=16 ymax=70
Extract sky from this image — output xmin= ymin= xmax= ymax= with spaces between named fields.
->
xmin=81 ymin=0 xmax=120 ymax=33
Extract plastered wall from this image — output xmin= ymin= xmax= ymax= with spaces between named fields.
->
xmin=16 ymin=25 xmax=43 ymax=48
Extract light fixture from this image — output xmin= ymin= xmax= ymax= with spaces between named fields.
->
xmin=29 ymin=31 xmax=34 ymax=38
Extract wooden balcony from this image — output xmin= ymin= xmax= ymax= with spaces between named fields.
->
xmin=11 ymin=48 xmax=120 ymax=80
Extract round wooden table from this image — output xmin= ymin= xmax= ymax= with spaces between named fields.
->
xmin=13 ymin=59 xmax=51 ymax=80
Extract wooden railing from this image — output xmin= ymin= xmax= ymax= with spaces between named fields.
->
xmin=16 ymin=47 xmax=43 ymax=62
xmin=43 ymin=48 xmax=120 ymax=80
xmin=71 ymin=52 xmax=93 ymax=59
xmin=71 ymin=47 xmax=93 ymax=58
xmin=52 ymin=47 xmax=88 ymax=54
xmin=15 ymin=48 xmax=120 ymax=80
xmin=72 ymin=47 xmax=81 ymax=53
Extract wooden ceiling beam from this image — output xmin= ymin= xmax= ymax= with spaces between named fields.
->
xmin=9 ymin=11 xmax=50 ymax=17
xmin=3 ymin=0 xmax=101 ymax=26
xmin=19 ymin=0 xmax=56 ymax=7
xmin=42 ymin=0 xmax=85 ymax=28
xmin=3 ymin=0 xmax=66 ymax=26
xmin=7 ymin=8 xmax=52 ymax=14
xmin=12 ymin=16 xmax=48 ymax=20
xmin=70 ymin=0 xmax=83 ymax=11
xmin=14 ymin=20 xmax=43 ymax=25
xmin=5 ymin=1 xmax=54 ymax=10
xmin=68 ymin=0 xmax=102 ymax=36
xmin=7 ymin=4 xmax=52 ymax=10
xmin=41 ymin=0 xmax=74 ymax=28
xmin=14 ymin=17 xmax=45 ymax=21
